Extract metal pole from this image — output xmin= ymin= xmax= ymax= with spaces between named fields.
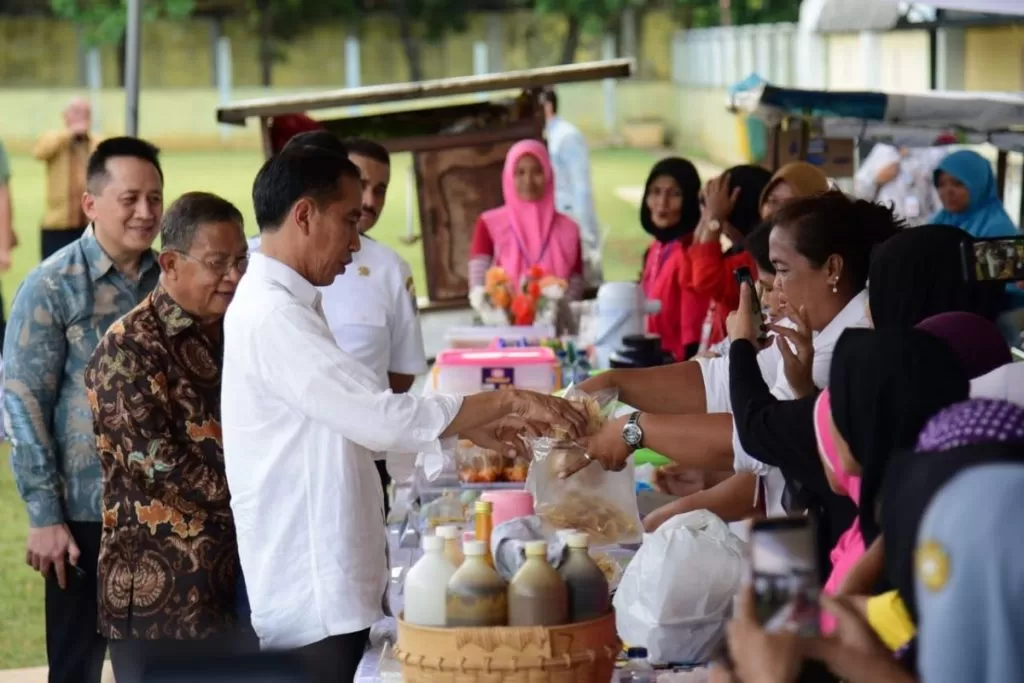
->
xmin=125 ymin=0 xmax=142 ymax=136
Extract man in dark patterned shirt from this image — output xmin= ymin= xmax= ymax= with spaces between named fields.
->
xmin=85 ymin=191 xmax=251 ymax=682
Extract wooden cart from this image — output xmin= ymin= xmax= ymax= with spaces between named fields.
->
xmin=216 ymin=59 xmax=634 ymax=310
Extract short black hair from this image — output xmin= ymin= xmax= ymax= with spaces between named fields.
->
xmin=86 ymin=136 xmax=163 ymax=193
xmin=539 ymin=87 xmax=558 ymax=113
xmin=745 ymin=220 xmax=774 ymax=276
xmin=161 ymin=191 xmax=243 ymax=252
xmin=771 ymin=190 xmax=905 ymax=293
xmin=282 ymin=130 xmax=348 ymax=156
xmin=343 ymin=137 xmax=390 ymax=165
xmin=252 ymin=146 xmax=360 ymax=233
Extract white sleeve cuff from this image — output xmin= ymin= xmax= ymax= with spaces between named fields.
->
xmin=731 ymin=420 xmax=773 ymax=476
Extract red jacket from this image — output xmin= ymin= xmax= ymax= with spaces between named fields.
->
xmin=642 ymin=239 xmax=711 ymax=361
xmin=687 ymin=241 xmax=760 ymax=347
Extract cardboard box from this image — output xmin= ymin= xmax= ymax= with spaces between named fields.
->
xmin=762 ymin=120 xmax=856 ymax=178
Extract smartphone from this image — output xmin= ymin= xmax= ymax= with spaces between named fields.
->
xmin=750 ymin=516 xmax=821 ymax=636
xmin=961 ymin=236 xmax=1024 ymax=283
xmin=733 ymin=266 xmax=767 ymax=341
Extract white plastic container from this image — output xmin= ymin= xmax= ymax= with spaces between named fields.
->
xmin=403 ymin=535 xmax=457 ymax=627
xmin=433 ymin=347 xmax=558 ymax=394
xmin=592 ymin=282 xmax=661 ymax=369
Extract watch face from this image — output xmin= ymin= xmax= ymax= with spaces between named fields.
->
xmin=623 ymin=423 xmax=642 ymax=447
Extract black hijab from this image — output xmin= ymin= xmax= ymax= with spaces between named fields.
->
xmin=724 ymin=165 xmax=774 ymax=237
xmin=868 ymin=224 xmax=1005 ymax=327
xmin=640 ymin=157 xmax=702 ymax=244
xmin=881 ymin=442 xmax=1024 ymax=624
xmin=828 ymin=328 xmax=970 ymax=544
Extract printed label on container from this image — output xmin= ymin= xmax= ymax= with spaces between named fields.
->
xmin=482 ymin=367 xmax=515 ymax=391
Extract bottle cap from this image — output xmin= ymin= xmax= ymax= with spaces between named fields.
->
xmin=524 ymin=540 xmax=547 ymax=556
xmin=475 ymin=500 xmax=493 ymax=514
xmin=567 ymin=532 xmax=590 ymax=549
xmin=436 ymin=525 xmax=460 ymax=539
xmin=463 ymin=540 xmax=487 ymax=556
xmin=462 ymin=531 xmax=476 ymax=544
xmin=421 ymin=535 xmax=444 ymax=552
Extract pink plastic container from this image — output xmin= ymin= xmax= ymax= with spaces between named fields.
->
xmin=434 ymin=347 xmax=558 ymax=394
xmin=481 ymin=490 xmax=535 ymax=528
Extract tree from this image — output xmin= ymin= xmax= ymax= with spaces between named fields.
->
xmin=390 ymin=0 xmax=472 ymax=82
xmin=51 ymin=0 xmax=196 ymax=46
xmin=238 ymin=0 xmax=358 ymax=87
xmin=51 ymin=0 xmax=196 ymax=86
xmin=533 ymin=0 xmax=637 ymax=65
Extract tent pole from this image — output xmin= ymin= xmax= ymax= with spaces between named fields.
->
xmin=125 ymin=0 xmax=142 ymax=136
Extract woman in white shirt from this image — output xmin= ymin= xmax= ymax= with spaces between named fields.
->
xmin=575 ymin=193 xmax=902 ymax=511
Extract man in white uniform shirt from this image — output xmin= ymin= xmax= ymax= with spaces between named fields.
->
xmin=222 ymin=145 xmax=585 ymax=680
xmin=248 ymin=132 xmax=426 ymax=513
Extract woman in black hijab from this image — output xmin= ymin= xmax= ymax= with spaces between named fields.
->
xmin=639 ymin=157 xmax=703 ymax=360
xmin=868 ymin=224 xmax=1004 ymax=328
xmin=827 ymin=327 xmax=971 ymax=545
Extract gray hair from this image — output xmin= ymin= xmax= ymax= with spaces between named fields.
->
xmin=161 ymin=191 xmax=244 ymax=252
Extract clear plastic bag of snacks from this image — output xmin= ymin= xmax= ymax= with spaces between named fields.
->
xmin=526 ymin=386 xmax=643 ymax=546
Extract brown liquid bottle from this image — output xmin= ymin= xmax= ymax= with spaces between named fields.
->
xmin=474 ymin=500 xmax=495 ymax=567
xmin=557 ymin=532 xmax=610 ymax=622
xmin=508 ymin=540 xmax=569 ymax=626
xmin=445 ymin=540 xmax=508 ymax=627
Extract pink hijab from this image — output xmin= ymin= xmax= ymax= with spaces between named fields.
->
xmin=478 ymin=139 xmax=580 ymax=284
xmin=815 ymin=389 xmax=865 ymax=632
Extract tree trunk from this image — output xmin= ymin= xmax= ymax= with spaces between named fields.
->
xmin=678 ymin=5 xmax=694 ymax=29
xmin=394 ymin=0 xmax=423 ymax=81
xmin=258 ymin=2 xmax=274 ymax=87
xmin=115 ymin=32 xmax=126 ymax=87
xmin=560 ymin=14 xmax=581 ymax=65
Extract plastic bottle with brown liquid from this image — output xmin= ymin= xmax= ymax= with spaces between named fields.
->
xmin=445 ymin=540 xmax=508 ymax=627
xmin=436 ymin=525 xmax=464 ymax=568
xmin=557 ymin=532 xmax=610 ymax=622
xmin=508 ymin=540 xmax=569 ymax=627
xmin=474 ymin=500 xmax=495 ymax=567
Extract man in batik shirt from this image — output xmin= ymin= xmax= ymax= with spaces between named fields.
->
xmin=85 ymin=191 xmax=251 ymax=682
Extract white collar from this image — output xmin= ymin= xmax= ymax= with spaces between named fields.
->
xmin=247 ymin=252 xmax=321 ymax=309
xmin=813 ymin=289 xmax=870 ymax=350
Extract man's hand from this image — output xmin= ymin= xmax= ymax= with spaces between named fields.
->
xmin=509 ymin=390 xmax=587 ymax=441
xmin=560 ymin=413 xmax=631 ymax=478
xmin=727 ymin=586 xmax=804 ymax=683
xmin=462 ymin=416 xmax=545 ymax=460
xmin=727 ymin=282 xmax=764 ymax=344
xmin=68 ymin=117 xmax=90 ymax=137
xmin=770 ymin=305 xmax=816 ymax=398
xmin=874 ymin=161 xmax=900 ymax=186
xmin=26 ymin=524 xmax=80 ymax=590
xmin=804 ymin=595 xmax=914 ymax=683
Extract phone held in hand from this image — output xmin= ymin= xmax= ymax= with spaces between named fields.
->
xmin=733 ymin=266 xmax=767 ymax=342
xmin=749 ymin=516 xmax=822 ymax=636
xmin=961 ymin=236 xmax=1024 ymax=283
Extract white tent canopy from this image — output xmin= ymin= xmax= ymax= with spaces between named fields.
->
xmin=927 ymin=0 xmax=1024 ymax=15
xmin=801 ymin=0 xmax=1024 ymax=33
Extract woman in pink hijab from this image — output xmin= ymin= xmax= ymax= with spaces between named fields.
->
xmin=468 ymin=139 xmax=584 ymax=298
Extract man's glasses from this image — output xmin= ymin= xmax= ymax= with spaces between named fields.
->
xmin=175 ymin=251 xmax=248 ymax=278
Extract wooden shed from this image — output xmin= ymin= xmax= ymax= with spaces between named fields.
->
xmin=216 ymin=59 xmax=634 ymax=309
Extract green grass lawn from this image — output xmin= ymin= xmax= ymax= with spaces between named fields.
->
xmin=0 ymin=147 xmax=661 ymax=669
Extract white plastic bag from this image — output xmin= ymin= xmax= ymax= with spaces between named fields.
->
xmin=614 ymin=511 xmax=747 ymax=664
xmin=527 ymin=386 xmax=643 ymax=546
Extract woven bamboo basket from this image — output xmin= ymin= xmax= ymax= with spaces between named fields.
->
xmin=394 ymin=611 xmax=621 ymax=683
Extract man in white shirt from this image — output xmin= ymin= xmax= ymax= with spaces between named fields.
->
xmin=540 ymin=87 xmax=601 ymax=284
xmin=249 ymin=132 xmax=427 ymax=511
xmin=222 ymin=145 xmax=585 ymax=680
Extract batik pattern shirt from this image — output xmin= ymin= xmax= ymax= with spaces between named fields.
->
xmin=5 ymin=226 xmax=159 ymax=527
xmin=85 ymin=285 xmax=237 ymax=639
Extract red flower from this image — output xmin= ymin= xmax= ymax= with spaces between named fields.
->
xmin=511 ymin=294 xmax=536 ymax=325
xmin=527 ymin=281 xmax=542 ymax=300
xmin=527 ymin=265 xmax=545 ymax=280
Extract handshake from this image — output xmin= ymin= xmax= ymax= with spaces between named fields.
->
xmin=459 ymin=389 xmax=591 ymax=461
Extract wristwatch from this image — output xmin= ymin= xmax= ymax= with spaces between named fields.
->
xmin=622 ymin=411 xmax=644 ymax=452
xmin=707 ymin=218 xmax=722 ymax=233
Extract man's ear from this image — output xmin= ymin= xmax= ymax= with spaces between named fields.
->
xmin=82 ymin=192 xmax=97 ymax=222
xmin=292 ymin=198 xmax=315 ymax=236
xmin=157 ymin=250 xmax=177 ymax=278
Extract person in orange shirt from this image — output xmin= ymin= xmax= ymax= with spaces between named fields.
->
xmin=33 ymin=98 xmax=97 ymax=259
